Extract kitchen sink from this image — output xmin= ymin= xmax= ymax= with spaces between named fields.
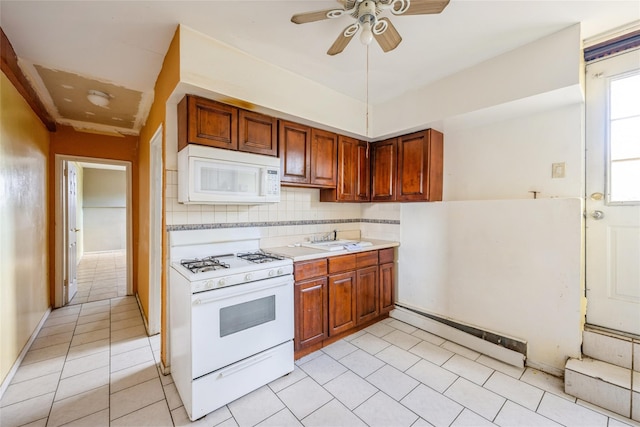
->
xmin=300 ymin=240 xmax=373 ymax=252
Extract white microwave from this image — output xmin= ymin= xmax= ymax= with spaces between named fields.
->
xmin=178 ymin=145 xmax=281 ymax=204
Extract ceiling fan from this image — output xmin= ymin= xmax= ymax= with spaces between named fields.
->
xmin=291 ymin=0 xmax=450 ymax=55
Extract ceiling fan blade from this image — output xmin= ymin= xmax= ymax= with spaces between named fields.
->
xmin=373 ymin=18 xmax=402 ymax=53
xmin=327 ymin=25 xmax=356 ymax=56
xmin=291 ymin=9 xmax=338 ymax=24
xmin=396 ymin=0 xmax=450 ymax=15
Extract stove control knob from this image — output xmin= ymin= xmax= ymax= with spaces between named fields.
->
xmin=218 ymin=278 xmax=226 ymax=287
xmin=277 ymin=268 xmax=284 ymax=275
xmin=205 ymin=280 xmax=214 ymax=290
xmin=268 ymin=270 xmax=275 ymax=277
xmin=245 ymin=273 xmax=253 ymax=281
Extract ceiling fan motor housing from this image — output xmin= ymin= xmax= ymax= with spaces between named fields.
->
xmin=358 ymin=1 xmax=378 ymax=25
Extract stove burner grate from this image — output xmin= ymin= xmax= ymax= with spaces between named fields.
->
xmin=181 ymin=256 xmax=230 ymax=274
xmin=237 ymin=250 xmax=285 ymax=264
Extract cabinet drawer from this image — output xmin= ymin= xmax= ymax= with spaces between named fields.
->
xmin=356 ymin=251 xmax=378 ymax=268
xmin=294 ymin=259 xmax=327 ymax=281
xmin=328 ymin=254 xmax=356 ymax=274
xmin=379 ymin=248 xmax=394 ymax=264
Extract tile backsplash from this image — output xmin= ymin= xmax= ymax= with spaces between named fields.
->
xmin=165 ymin=169 xmax=401 ymax=244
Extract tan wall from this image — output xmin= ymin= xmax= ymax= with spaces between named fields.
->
xmin=0 ymin=72 xmax=51 ymax=384
xmin=49 ymin=126 xmax=139 ymax=305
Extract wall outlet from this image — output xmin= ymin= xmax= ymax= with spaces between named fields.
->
xmin=552 ymin=162 xmax=565 ymax=178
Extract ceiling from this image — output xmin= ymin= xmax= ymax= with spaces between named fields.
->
xmin=1 ymin=1 xmax=639 ymax=136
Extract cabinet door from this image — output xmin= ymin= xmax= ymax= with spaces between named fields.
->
xmin=371 ymin=138 xmax=397 ymax=201
xmin=355 ymin=140 xmax=371 ymax=201
xmin=311 ymin=129 xmax=338 ymax=187
xmin=238 ymin=110 xmax=277 ymax=156
xmin=356 ymin=266 xmax=379 ymax=325
xmin=335 ymin=135 xmax=357 ymax=201
xmin=328 ymin=272 xmax=356 ymax=336
xmin=279 ymin=120 xmax=311 ymax=184
xmin=295 ymin=277 xmax=328 ymax=350
xmin=397 ymin=129 xmax=444 ymax=201
xmin=379 ymin=262 xmax=395 ymax=315
xmin=319 ymin=136 xmax=368 ymax=202
xmin=181 ymin=96 xmax=238 ymax=151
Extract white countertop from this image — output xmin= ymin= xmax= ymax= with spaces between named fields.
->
xmin=263 ymin=239 xmax=399 ymax=262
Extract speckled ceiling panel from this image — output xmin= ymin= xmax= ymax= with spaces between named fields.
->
xmin=34 ymin=65 xmax=142 ymax=129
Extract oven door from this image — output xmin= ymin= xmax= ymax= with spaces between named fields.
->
xmin=190 ymin=275 xmax=293 ymax=379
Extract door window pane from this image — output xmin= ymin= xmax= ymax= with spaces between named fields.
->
xmin=609 ymin=72 xmax=640 ymax=203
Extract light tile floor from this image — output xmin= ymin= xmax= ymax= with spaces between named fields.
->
xmin=69 ymin=251 xmax=127 ymax=305
xmin=1 ymin=298 xmax=639 ymax=427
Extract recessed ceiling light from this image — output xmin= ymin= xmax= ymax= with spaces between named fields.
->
xmin=63 ymin=98 xmax=72 ymax=102
xmin=87 ymin=90 xmax=111 ymax=107
xmin=61 ymin=84 xmax=74 ymax=89
xmin=85 ymin=111 xmax=96 ymax=116
xmin=111 ymin=117 xmax=123 ymax=121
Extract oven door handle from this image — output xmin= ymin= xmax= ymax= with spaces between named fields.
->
xmin=218 ymin=351 xmax=274 ymax=378
xmin=192 ymin=280 xmax=290 ymax=306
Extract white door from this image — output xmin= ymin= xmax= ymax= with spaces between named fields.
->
xmin=66 ymin=162 xmax=79 ymax=302
xmin=585 ymin=49 xmax=640 ymax=335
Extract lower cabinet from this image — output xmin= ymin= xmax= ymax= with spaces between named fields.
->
xmin=328 ymin=272 xmax=356 ymax=336
xmin=356 ymin=266 xmax=379 ymax=325
xmin=294 ymin=248 xmax=395 ymax=356
xmin=294 ymin=277 xmax=328 ymax=350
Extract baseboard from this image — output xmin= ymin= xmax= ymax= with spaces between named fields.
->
xmin=0 ymin=307 xmax=52 ymax=399
xmin=159 ymin=360 xmax=171 ymax=375
xmin=391 ymin=306 xmax=526 ymax=368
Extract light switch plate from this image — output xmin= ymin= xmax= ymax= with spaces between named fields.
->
xmin=552 ymin=162 xmax=565 ymax=178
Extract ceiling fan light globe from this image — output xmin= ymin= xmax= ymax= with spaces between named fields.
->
xmin=360 ymin=22 xmax=374 ymax=45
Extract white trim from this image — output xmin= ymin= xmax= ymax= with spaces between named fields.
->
xmin=54 ymin=155 xmax=133 ymax=308
xmin=148 ymin=126 xmax=163 ymax=335
xmin=391 ymin=306 xmax=526 ymax=368
xmin=0 ymin=308 xmax=51 ymax=399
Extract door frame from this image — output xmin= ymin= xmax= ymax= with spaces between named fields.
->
xmin=54 ymin=154 xmax=133 ymax=308
xmin=148 ymin=126 xmax=163 ymax=335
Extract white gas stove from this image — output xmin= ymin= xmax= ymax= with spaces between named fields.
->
xmin=168 ymin=228 xmax=294 ymax=421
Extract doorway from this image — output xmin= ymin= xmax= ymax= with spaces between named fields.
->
xmin=54 ymin=155 xmax=133 ymax=308
xmin=585 ymin=48 xmax=640 ymax=336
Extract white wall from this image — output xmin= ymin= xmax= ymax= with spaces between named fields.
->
xmin=399 ymin=199 xmax=584 ymax=374
xmin=392 ymin=26 xmax=586 ymax=373
xmin=83 ymin=168 xmax=127 ymax=252
xmin=443 ymin=104 xmax=584 ymax=201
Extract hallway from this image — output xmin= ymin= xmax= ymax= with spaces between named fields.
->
xmin=69 ymin=251 xmax=127 ymax=305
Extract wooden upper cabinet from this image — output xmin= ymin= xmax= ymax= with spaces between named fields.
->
xmin=397 ymin=129 xmax=444 ymax=202
xmin=320 ymin=136 xmax=369 ymax=202
xmin=178 ymin=95 xmax=237 ymax=151
xmin=279 ymin=120 xmax=311 ymax=184
xmin=238 ymin=110 xmax=278 ymax=156
xmin=178 ymin=95 xmax=277 ymax=155
xmin=371 ymin=138 xmax=397 ymax=202
xmin=279 ymin=122 xmax=337 ymax=188
xmin=310 ymin=128 xmax=338 ymax=187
